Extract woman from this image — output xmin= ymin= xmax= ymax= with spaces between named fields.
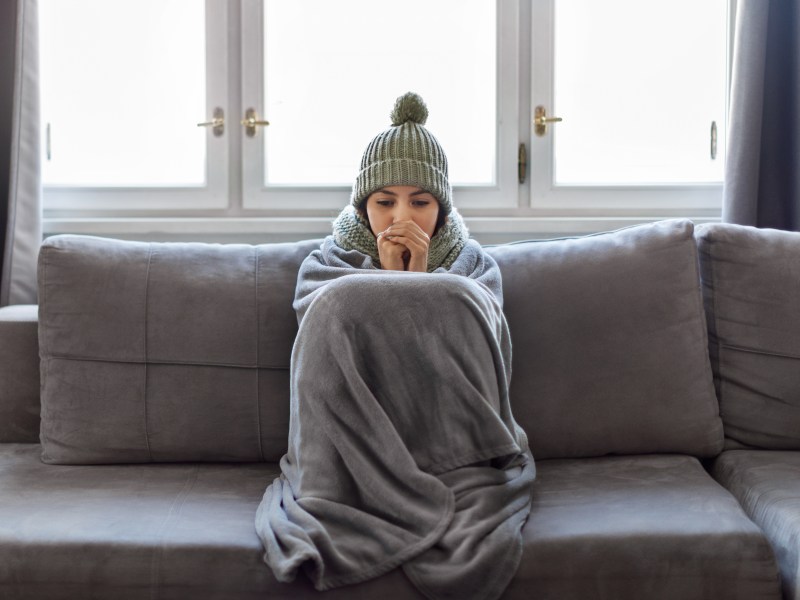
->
xmin=256 ymin=93 xmax=535 ymax=600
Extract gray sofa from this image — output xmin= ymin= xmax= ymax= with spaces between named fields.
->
xmin=0 ymin=219 xmax=797 ymax=599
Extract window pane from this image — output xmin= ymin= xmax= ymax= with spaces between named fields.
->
xmin=40 ymin=0 xmax=206 ymax=187
xmin=263 ymin=0 xmax=496 ymax=186
xmin=553 ymin=0 xmax=728 ymax=185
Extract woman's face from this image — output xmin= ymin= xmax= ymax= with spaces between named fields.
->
xmin=364 ymin=186 xmax=440 ymax=239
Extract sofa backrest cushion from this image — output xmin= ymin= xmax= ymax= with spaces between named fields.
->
xmin=486 ymin=219 xmax=723 ymax=459
xmin=696 ymin=223 xmax=800 ymax=449
xmin=38 ymin=235 xmax=321 ymax=464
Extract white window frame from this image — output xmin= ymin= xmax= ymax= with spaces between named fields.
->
xmin=40 ymin=0 xmax=736 ymax=241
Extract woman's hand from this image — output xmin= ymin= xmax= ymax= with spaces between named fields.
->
xmin=376 ymin=220 xmax=430 ymax=272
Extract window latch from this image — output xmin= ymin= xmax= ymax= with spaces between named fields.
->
xmin=196 ymin=107 xmax=225 ymax=137
xmin=534 ymin=105 xmax=563 ymax=137
xmin=241 ymin=108 xmax=271 ymax=137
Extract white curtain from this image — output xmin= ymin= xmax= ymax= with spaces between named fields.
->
xmin=1 ymin=0 xmax=41 ymax=306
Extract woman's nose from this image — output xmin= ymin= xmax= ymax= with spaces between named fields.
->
xmin=393 ymin=205 xmax=412 ymax=222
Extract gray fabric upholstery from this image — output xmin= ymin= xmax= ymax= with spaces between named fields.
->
xmin=712 ymin=450 xmax=800 ymax=600
xmin=486 ymin=219 xmax=723 ymax=459
xmin=696 ymin=223 xmax=800 ymax=449
xmin=509 ymin=454 xmax=782 ymax=600
xmin=0 ymin=304 xmax=39 ymax=442
xmin=0 ymin=444 xmax=423 ymax=600
xmin=0 ymin=445 xmax=780 ymax=599
xmin=37 ymin=235 xmax=321 ymax=464
xmin=0 ymin=225 xmax=790 ymax=598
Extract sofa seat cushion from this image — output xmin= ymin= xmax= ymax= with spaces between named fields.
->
xmin=0 ymin=444 xmax=421 ymax=600
xmin=0 ymin=447 xmax=782 ymax=599
xmin=712 ymin=450 xmax=800 ymax=600
xmin=507 ymin=454 xmax=781 ymax=600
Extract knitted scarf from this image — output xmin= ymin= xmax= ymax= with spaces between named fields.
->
xmin=331 ymin=206 xmax=470 ymax=272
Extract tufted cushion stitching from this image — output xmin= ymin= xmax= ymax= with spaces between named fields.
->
xmin=38 ymin=355 xmax=289 ymax=369
xmin=254 ymin=246 xmax=264 ymax=461
xmin=143 ymin=243 xmax=153 ymax=461
xmin=719 ymin=343 xmax=800 ymax=361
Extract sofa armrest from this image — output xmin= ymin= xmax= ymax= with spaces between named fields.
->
xmin=0 ymin=304 xmax=40 ymax=442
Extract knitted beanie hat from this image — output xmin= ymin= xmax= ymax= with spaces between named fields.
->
xmin=351 ymin=92 xmax=453 ymax=214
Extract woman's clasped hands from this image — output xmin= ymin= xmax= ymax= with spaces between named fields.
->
xmin=376 ymin=220 xmax=430 ymax=272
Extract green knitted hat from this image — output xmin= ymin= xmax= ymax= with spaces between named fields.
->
xmin=351 ymin=92 xmax=453 ymax=214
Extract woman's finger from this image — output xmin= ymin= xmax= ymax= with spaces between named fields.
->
xmin=383 ymin=227 xmax=429 ymax=249
xmin=375 ymin=233 xmax=408 ymax=270
xmin=381 ymin=233 xmax=418 ymax=247
xmin=384 ymin=221 xmax=429 ymax=238
xmin=383 ymin=227 xmax=429 ymax=246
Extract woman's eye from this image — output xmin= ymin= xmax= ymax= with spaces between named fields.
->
xmin=412 ymin=200 xmax=431 ymax=207
xmin=375 ymin=199 xmax=393 ymax=207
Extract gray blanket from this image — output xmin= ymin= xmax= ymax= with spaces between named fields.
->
xmin=256 ymin=237 xmax=535 ymax=600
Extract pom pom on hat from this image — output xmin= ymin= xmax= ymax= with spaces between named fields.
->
xmin=351 ymin=92 xmax=452 ymax=214
xmin=390 ymin=92 xmax=429 ymax=126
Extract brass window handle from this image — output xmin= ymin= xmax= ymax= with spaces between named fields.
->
xmin=196 ymin=107 xmax=225 ymax=137
xmin=534 ymin=105 xmax=563 ymax=137
xmin=241 ymin=108 xmax=270 ymax=137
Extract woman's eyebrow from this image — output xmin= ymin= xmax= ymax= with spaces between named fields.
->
xmin=374 ymin=188 xmax=398 ymax=196
xmin=410 ymin=190 xmax=434 ymax=197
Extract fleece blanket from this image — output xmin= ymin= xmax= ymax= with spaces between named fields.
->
xmin=255 ymin=236 xmax=535 ymax=600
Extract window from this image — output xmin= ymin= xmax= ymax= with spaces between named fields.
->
xmin=552 ymin=0 xmax=727 ymax=186
xmin=259 ymin=0 xmax=496 ymax=187
xmin=240 ymin=0 xmax=515 ymax=210
xmin=38 ymin=1 xmax=735 ymax=237
xmin=41 ymin=0 xmax=206 ymax=187
xmin=40 ymin=0 xmax=229 ymax=211
xmin=528 ymin=0 xmax=731 ymax=218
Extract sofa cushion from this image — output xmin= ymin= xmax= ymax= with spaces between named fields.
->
xmin=696 ymin=223 xmax=800 ymax=449
xmin=486 ymin=219 xmax=723 ymax=459
xmin=0 ymin=305 xmax=40 ymax=443
xmin=712 ymin=450 xmax=800 ymax=600
xmin=37 ymin=235 xmax=321 ymax=464
xmin=0 ymin=445 xmax=781 ymax=600
xmin=508 ymin=454 xmax=781 ymax=599
xmin=0 ymin=444 xmax=420 ymax=600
